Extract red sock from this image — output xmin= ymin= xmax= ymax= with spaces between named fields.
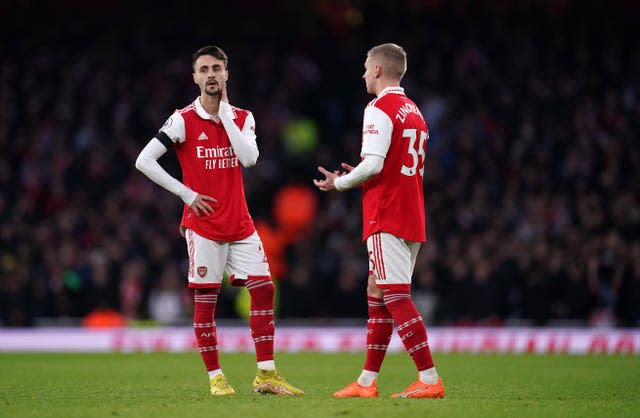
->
xmin=363 ymin=296 xmax=393 ymax=372
xmin=383 ymin=290 xmax=434 ymax=371
xmin=246 ymin=276 xmax=275 ymax=362
xmin=193 ymin=289 xmax=220 ymax=372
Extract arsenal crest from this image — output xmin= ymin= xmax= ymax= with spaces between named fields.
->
xmin=197 ymin=266 xmax=207 ymax=278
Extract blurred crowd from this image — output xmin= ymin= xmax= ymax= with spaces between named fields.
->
xmin=1 ymin=0 xmax=639 ymax=327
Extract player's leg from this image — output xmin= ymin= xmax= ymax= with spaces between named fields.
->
xmin=361 ymin=253 xmax=394 ymax=380
xmin=334 ymin=256 xmax=391 ymax=397
xmin=374 ymin=232 xmax=444 ymax=399
xmin=185 ymin=228 xmax=234 ymax=395
xmin=227 ymin=231 xmax=303 ymax=396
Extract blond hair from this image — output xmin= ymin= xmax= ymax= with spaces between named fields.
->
xmin=368 ymin=43 xmax=407 ymax=81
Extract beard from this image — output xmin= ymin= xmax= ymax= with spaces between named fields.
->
xmin=203 ymin=80 xmax=221 ymax=97
xmin=204 ymin=85 xmax=221 ymax=97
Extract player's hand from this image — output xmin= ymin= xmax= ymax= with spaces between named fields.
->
xmin=341 ymin=163 xmax=355 ymax=174
xmin=190 ymin=194 xmax=218 ymax=216
xmin=313 ymin=166 xmax=338 ymax=192
xmin=220 ymin=81 xmax=229 ymax=103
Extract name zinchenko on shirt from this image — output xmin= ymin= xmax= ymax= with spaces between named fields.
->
xmin=395 ymin=103 xmax=424 ymax=123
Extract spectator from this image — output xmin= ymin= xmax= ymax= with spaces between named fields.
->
xmin=0 ymin=0 xmax=639 ymax=327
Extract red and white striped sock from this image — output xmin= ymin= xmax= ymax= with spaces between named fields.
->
xmin=363 ymin=296 xmax=393 ymax=373
xmin=246 ymin=276 xmax=275 ymax=364
xmin=193 ymin=289 xmax=220 ymax=372
xmin=383 ymin=290 xmax=434 ymax=372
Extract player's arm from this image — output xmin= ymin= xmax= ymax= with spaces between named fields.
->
xmin=135 ymin=114 xmax=216 ymax=216
xmin=314 ymin=105 xmax=391 ymax=192
xmin=315 ymin=154 xmax=384 ymax=192
xmin=335 ymin=154 xmax=384 ymax=191
xmin=135 ymin=136 xmax=197 ymax=205
xmin=218 ymin=101 xmax=259 ymax=168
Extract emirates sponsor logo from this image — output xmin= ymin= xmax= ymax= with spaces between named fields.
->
xmin=196 ymin=145 xmax=238 ymax=170
xmin=197 ymin=266 xmax=207 ymax=277
xmin=196 ymin=145 xmax=235 ymax=158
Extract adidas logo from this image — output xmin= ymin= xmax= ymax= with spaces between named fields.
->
xmin=197 ymin=132 xmax=209 ymax=140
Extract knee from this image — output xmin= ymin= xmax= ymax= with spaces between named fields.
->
xmin=246 ymin=276 xmax=274 ymax=296
xmin=195 ymin=288 xmax=219 ymax=295
xmin=366 ymin=276 xmax=383 ymax=299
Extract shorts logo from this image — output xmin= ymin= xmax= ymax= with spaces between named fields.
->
xmin=197 ymin=266 xmax=207 ymax=278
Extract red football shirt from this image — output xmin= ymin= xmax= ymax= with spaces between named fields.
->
xmin=360 ymin=87 xmax=428 ymax=242
xmin=160 ymin=98 xmax=256 ymax=241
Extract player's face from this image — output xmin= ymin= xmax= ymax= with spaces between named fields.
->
xmin=362 ymin=56 xmax=377 ymax=94
xmin=193 ymin=55 xmax=228 ymax=97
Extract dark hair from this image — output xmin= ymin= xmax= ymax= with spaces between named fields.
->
xmin=192 ymin=46 xmax=228 ymax=71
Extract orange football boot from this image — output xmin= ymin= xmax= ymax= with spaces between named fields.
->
xmin=333 ymin=380 xmax=379 ymax=398
xmin=391 ymin=377 xmax=445 ymax=399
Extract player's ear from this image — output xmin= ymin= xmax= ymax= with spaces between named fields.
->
xmin=192 ymin=72 xmax=198 ymax=85
xmin=374 ymin=64 xmax=383 ymax=78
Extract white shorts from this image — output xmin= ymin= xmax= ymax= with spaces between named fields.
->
xmin=366 ymin=232 xmax=421 ymax=291
xmin=185 ymin=229 xmax=270 ymax=289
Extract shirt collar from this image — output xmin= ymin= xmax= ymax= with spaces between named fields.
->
xmin=193 ymin=97 xmax=236 ymax=121
xmin=377 ymin=86 xmax=405 ymax=98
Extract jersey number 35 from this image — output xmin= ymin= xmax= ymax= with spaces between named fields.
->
xmin=400 ymin=128 xmax=427 ymax=177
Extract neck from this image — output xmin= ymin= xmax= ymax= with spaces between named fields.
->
xmin=199 ymin=94 xmax=221 ymax=116
xmin=375 ymin=80 xmax=401 ymax=96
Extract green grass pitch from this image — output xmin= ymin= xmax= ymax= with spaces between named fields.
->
xmin=0 ymin=352 xmax=638 ymax=418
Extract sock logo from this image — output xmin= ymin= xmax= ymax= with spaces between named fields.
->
xmin=401 ymin=331 xmax=414 ymax=341
xmin=200 ymin=332 xmax=215 ymax=338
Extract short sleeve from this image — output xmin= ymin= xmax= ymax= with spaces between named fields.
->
xmin=360 ymin=106 xmax=392 ymax=158
xmin=241 ymin=112 xmax=257 ymax=142
xmin=159 ymin=112 xmax=186 ymax=144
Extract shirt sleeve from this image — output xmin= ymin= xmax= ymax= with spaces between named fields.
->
xmin=360 ymin=105 xmax=393 ymax=158
xmin=219 ymin=101 xmax=259 ymax=167
xmin=159 ymin=112 xmax=186 ymax=144
xmin=135 ymin=138 xmax=198 ymax=206
xmin=334 ymin=154 xmax=384 ymax=191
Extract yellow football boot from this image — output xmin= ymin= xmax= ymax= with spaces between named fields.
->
xmin=253 ymin=370 xmax=304 ymax=396
xmin=210 ymin=374 xmax=236 ymax=396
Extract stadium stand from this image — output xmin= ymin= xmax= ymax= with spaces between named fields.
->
xmin=1 ymin=0 xmax=639 ymax=328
